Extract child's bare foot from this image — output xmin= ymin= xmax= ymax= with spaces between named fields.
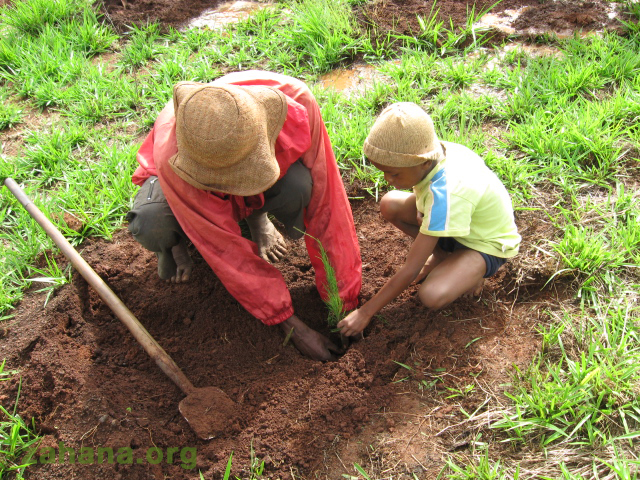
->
xmin=246 ymin=211 xmax=288 ymax=263
xmin=413 ymin=248 xmax=448 ymax=284
xmin=463 ymin=278 xmax=484 ymax=297
xmin=170 ymin=239 xmax=193 ymax=283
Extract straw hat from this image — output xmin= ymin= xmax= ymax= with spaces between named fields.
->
xmin=169 ymin=81 xmax=288 ymax=196
xmin=363 ymin=102 xmax=445 ymax=167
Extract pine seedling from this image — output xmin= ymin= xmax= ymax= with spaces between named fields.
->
xmin=317 ymin=239 xmax=344 ymax=327
xmin=297 ymin=229 xmax=345 ymax=327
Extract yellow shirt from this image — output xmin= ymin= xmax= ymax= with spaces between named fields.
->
xmin=414 ymin=142 xmax=520 ymax=258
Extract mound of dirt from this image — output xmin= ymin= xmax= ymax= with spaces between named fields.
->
xmin=0 ymin=192 xmax=553 ymax=479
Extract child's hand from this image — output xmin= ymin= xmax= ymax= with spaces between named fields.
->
xmin=337 ymin=309 xmax=372 ymax=337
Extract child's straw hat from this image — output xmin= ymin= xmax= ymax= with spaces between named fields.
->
xmin=169 ymin=81 xmax=288 ymax=196
xmin=364 ymin=102 xmax=445 ymax=167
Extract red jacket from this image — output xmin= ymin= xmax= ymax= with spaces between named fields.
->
xmin=132 ymin=71 xmax=362 ymax=325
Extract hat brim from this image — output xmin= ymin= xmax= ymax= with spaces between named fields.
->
xmin=363 ymin=140 xmax=445 ymax=167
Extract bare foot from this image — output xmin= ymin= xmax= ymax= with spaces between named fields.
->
xmin=413 ymin=248 xmax=448 ymax=284
xmin=169 ymin=239 xmax=193 ymax=284
xmin=463 ymin=278 xmax=484 ymax=297
xmin=246 ymin=211 xmax=288 ymax=263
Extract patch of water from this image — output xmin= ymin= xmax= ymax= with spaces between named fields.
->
xmin=502 ymin=42 xmax=562 ymax=57
xmin=317 ymin=64 xmax=388 ymax=97
xmin=475 ymin=7 xmax=526 ymax=36
xmin=471 ymin=41 xmax=563 ymax=72
xmin=183 ymin=1 xmax=273 ymax=30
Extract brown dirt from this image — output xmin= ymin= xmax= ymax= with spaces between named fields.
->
xmin=360 ymin=0 xmax=623 ymax=38
xmin=1 ymin=192 xmax=562 ymax=479
xmin=0 ymin=1 xmax=619 ymax=479
xmin=100 ymin=0 xmax=625 ymax=38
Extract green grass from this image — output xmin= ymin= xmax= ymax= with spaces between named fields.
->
xmin=0 ymin=0 xmax=640 ymax=478
xmin=0 ymin=361 xmax=41 ymax=480
xmin=495 ymin=301 xmax=640 ymax=447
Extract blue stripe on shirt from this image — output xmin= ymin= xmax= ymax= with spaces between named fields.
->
xmin=428 ymin=169 xmax=448 ymax=231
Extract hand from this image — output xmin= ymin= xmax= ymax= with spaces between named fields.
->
xmin=337 ymin=309 xmax=372 ymax=337
xmin=279 ymin=315 xmax=340 ymax=361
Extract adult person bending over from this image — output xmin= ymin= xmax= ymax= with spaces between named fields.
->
xmin=126 ymin=70 xmax=362 ymax=361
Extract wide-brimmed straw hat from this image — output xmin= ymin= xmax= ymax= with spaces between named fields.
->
xmin=169 ymin=81 xmax=288 ymax=196
xmin=363 ymin=102 xmax=445 ymax=167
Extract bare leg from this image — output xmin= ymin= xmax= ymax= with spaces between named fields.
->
xmin=170 ymin=238 xmax=193 ymax=284
xmin=418 ymin=249 xmax=486 ymax=310
xmin=379 ymin=190 xmax=421 ymax=238
xmin=246 ymin=211 xmax=288 ymax=263
xmin=464 ymin=277 xmax=485 ymax=297
xmin=414 ymin=244 xmax=448 ymax=284
xmin=380 ymin=190 xmax=447 ymax=282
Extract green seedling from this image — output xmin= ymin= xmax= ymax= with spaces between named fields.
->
xmin=282 ymin=327 xmax=294 ymax=347
xmin=296 ymin=229 xmax=345 ymax=328
xmin=464 ymin=337 xmax=482 ymax=349
xmin=445 ymin=384 xmax=475 ymax=399
xmin=315 ymin=238 xmax=345 ymax=328
xmin=420 ymin=378 xmax=439 ymax=390
xmin=296 ymin=229 xmax=351 ymax=349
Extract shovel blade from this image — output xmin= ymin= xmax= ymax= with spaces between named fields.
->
xmin=178 ymin=386 xmax=237 ymax=440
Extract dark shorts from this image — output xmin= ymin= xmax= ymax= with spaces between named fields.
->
xmin=126 ymin=176 xmax=187 ymax=253
xmin=126 ymin=160 xmax=313 ymax=251
xmin=256 ymin=160 xmax=312 ymax=240
xmin=437 ymin=237 xmax=507 ymax=278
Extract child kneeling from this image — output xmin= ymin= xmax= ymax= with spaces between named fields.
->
xmin=338 ymin=103 xmax=521 ymax=337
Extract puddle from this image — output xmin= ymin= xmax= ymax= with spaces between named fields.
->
xmin=318 ymin=64 xmax=387 ymax=96
xmin=502 ymin=42 xmax=562 ymax=57
xmin=475 ymin=7 xmax=527 ymax=36
xmin=183 ymin=1 xmax=273 ymax=30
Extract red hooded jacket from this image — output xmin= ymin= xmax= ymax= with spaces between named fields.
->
xmin=132 ymin=70 xmax=362 ymax=325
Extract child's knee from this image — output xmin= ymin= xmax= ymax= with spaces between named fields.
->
xmin=418 ymin=286 xmax=449 ymax=310
xmin=380 ymin=192 xmax=401 ymax=221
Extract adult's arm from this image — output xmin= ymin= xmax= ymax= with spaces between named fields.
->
xmin=156 ymin=155 xmax=296 ymax=325
xmin=134 ymin=101 xmax=295 ymax=326
xmin=220 ymin=71 xmax=363 ymax=311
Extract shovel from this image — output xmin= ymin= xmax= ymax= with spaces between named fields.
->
xmin=4 ymin=178 xmax=236 ymax=440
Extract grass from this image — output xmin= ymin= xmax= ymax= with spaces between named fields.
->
xmin=0 ymin=88 xmax=22 ymax=130
xmin=0 ymin=0 xmax=639 ymax=478
xmin=0 ymin=361 xmax=41 ymax=480
xmin=494 ymin=301 xmax=640 ymax=447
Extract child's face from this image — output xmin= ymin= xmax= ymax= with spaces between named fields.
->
xmin=370 ymin=160 xmax=434 ymax=190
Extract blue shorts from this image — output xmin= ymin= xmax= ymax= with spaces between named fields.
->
xmin=437 ymin=237 xmax=506 ymax=278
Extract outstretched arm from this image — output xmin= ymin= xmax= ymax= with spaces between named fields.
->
xmin=337 ymin=233 xmax=438 ymax=336
xmin=219 ymin=71 xmax=362 ymax=310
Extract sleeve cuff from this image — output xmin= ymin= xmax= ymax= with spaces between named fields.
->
xmin=262 ymin=305 xmax=295 ymax=326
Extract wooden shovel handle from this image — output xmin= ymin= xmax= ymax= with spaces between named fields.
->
xmin=4 ymin=178 xmax=195 ymax=396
